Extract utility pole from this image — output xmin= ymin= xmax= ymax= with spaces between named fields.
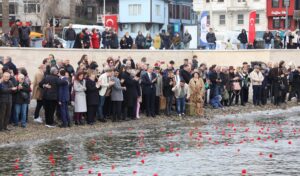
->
xmin=103 ymin=0 xmax=106 ymax=27
xmin=285 ymin=0 xmax=289 ymax=30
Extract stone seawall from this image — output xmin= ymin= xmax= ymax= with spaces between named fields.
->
xmin=0 ymin=48 xmax=299 ymax=80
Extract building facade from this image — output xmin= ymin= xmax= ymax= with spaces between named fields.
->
xmin=168 ymin=0 xmax=197 ymax=34
xmin=193 ymin=0 xmax=267 ymax=33
xmin=267 ymin=0 xmax=297 ymax=31
xmin=119 ymin=0 xmax=169 ymax=38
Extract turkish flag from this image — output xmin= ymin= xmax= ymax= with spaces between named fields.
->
xmin=248 ymin=11 xmax=256 ymax=44
xmin=103 ymin=15 xmax=118 ymax=33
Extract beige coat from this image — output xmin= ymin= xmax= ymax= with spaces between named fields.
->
xmin=250 ymin=71 xmax=264 ymax=86
xmin=31 ymin=70 xmax=44 ymax=100
xmin=172 ymin=83 xmax=189 ymax=98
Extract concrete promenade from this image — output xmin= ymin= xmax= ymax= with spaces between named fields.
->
xmin=0 ymin=48 xmax=299 ymax=80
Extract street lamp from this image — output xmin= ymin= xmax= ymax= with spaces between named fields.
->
xmin=285 ymin=0 xmax=290 ymax=30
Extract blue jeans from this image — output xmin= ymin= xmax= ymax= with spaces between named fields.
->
xmin=97 ymin=96 xmax=106 ymax=119
xmin=265 ymin=43 xmax=271 ymax=49
xmin=253 ymin=85 xmax=262 ymax=105
xmin=66 ymin=40 xmax=75 ymax=48
xmin=11 ymin=37 xmax=19 ymax=47
xmin=14 ymin=104 xmax=28 ymax=127
xmin=176 ymin=98 xmax=186 ymax=114
xmin=240 ymin=43 xmax=247 ymax=49
xmin=207 ymin=43 xmax=216 ymax=50
xmin=59 ymin=102 xmax=70 ymax=125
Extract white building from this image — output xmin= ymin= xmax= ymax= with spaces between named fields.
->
xmin=193 ymin=0 xmax=267 ymax=33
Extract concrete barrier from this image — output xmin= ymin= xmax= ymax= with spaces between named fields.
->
xmin=0 ymin=47 xmax=299 ymax=80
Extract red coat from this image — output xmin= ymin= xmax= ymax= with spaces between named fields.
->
xmin=91 ymin=33 xmax=100 ymax=49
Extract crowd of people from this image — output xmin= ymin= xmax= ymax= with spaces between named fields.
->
xmin=65 ymin=24 xmax=193 ymax=50
xmin=0 ymin=54 xmax=300 ymax=131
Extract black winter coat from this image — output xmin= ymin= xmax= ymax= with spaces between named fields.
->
xmin=163 ymin=77 xmax=174 ymax=97
xmin=85 ymin=78 xmax=100 ymax=106
xmin=180 ymin=70 xmax=191 ymax=84
xmin=121 ymin=72 xmax=141 ymax=106
xmin=238 ymin=32 xmax=248 ymax=44
xmin=39 ymin=75 xmax=68 ymax=101
xmin=14 ymin=82 xmax=30 ymax=104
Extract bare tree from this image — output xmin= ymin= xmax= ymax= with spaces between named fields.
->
xmin=1 ymin=0 xmax=9 ymax=33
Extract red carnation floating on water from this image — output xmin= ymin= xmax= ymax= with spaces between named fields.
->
xmin=241 ymin=169 xmax=247 ymax=175
xmin=275 ymin=139 xmax=278 ymax=143
xmin=153 ymin=173 xmax=159 ymax=176
xmin=176 ymin=153 xmax=180 ymax=157
xmin=269 ymin=153 xmax=273 ymax=158
xmin=79 ymin=165 xmax=84 ymax=170
xmin=67 ymin=155 xmax=73 ymax=161
xmin=160 ymin=147 xmax=166 ymax=153
xmin=88 ymin=169 xmax=93 ymax=174
xmin=141 ymin=159 xmax=145 ymax=164
xmin=112 ymin=164 xmax=116 ymax=171
xmin=98 ymin=172 xmax=102 ymax=176
xmin=288 ymin=141 xmax=292 ymax=145
xmin=133 ymin=170 xmax=137 ymax=174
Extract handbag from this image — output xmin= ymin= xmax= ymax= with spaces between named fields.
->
xmin=20 ymin=91 xmax=29 ymax=100
xmin=232 ymin=82 xmax=241 ymax=91
xmin=105 ymin=87 xmax=112 ymax=97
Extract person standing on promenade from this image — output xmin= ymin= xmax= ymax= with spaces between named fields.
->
xmin=91 ymin=28 xmax=100 ymax=49
xmin=13 ymin=74 xmax=30 ymax=128
xmin=10 ymin=20 xmax=20 ymax=47
xmin=135 ymin=31 xmax=146 ymax=49
xmin=58 ymin=69 xmax=71 ymax=128
xmin=65 ymin=24 xmax=77 ymax=48
xmin=206 ymin=28 xmax=216 ymax=50
xmin=237 ymin=29 xmax=248 ymax=49
xmin=98 ymin=68 xmax=114 ymax=122
xmin=188 ymin=72 xmax=205 ymax=116
xmin=141 ymin=67 xmax=157 ymax=117
xmin=85 ymin=72 xmax=100 ymax=125
xmin=0 ymin=72 xmax=17 ymax=131
xmin=73 ymin=72 xmax=87 ymax=125
xmin=182 ymin=30 xmax=192 ymax=49
xmin=19 ymin=22 xmax=31 ymax=47
xmin=263 ymin=30 xmax=274 ymax=49
xmin=172 ymin=79 xmax=189 ymax=116
xmin=163 ymin=70 xmax=175 ymax=116
xmin=39 ymin=67 xmax=68 ymax=127
xmin=111 ymin=69 xmax=126 ymax=122
xmin=250 ymin=65 xmax=264 ymax=106
xmin=43 ymin=23 xmax=54 ymax=48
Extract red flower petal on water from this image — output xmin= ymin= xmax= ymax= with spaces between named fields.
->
xmin=160 ymin=147 xmax=166 ymax=153
xmin=17 ymin=174 xmax=23 ymax=176
xmin=176 ymin=153 xmax=179 ymax=157
xmin=133 ymin=170 xmax=137 ymax=174
xmin=237 ymin=149 xmax=240 ymax=152
xmin=141 ymin=159 xmax=145 ymax=164
xmin=51 ymin=159 xmax=55 ymax=166
xmin=241 ymin=169 xmax=247 ymax=175
xmin=257 ymin=137 xmax=261 ymax=141
xmin=14 ymin=164 xmax=19 ymax=170
xmin=275 ymin=139 xmax=278 ymax=143
xmin=259 ymin=152 xmax=263 ymax=156
xmin=98 ymin=172 xmax=102 ymax=176
xmin=288 ymin=141 xmax=292 ymax=145
xmin=153 ymin=174 xmax=158 ymax=176
xmin=269 ymin=153 xmax=273 ymax=158
xmin=88 ymin=169 xmax=93 ymax=174
xmin=112 ymin=164 xmax=116 ymax=170
xmin=67 ymin=155 xmax=73 ymax=161
xmin=15 ymin=158 xmax=20 ymax=163
xmin=79 ymin=165 xmax=84 ymax=170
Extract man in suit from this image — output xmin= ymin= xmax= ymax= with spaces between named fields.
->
xmin=141 ymin=67 xmax=157 ymax=117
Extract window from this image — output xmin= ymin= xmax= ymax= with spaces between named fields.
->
xmin=218 ymin=0 xmax=224 ymax=2
xmin=182 ymin=6 xmax=191 ymax=20
xmin=273 ymin=18 xmax=281 ymax=29
xmin=237 ymin=14 xmax=244 ymax=24
xmin=237 ymin=0 xmax=246 ymax=2
xmin=24 ymin=0 xmax=40 ymax=14
xmin=131 ymin=24 xmax=146 ymax=33
xmin=282 ymin=0 xmax=290 ymax=7
xmin=207 ymin=15 xmax=210 ymax=25
xmin=283 ymin=17 xmax=292 ymax=28
xmin=128 ymin=4 xmax=141 ymax=16
xmin=155 ymin=5 xmax=161 ymax=16
xmin=255 ymin=13 xmax=260 ymax=24
xmin=219 ymin=15 xmax=225 ymax=25
xmin=272 ymin=0 xmax=279 ymax=8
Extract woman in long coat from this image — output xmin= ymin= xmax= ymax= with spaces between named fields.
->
xmin=85 ymin=72 xmax=100 ymax=125
xmin=73 ymin=72 xmax=87 ymax=125
xmin=188 ymin=72 xmax=205 ymax=116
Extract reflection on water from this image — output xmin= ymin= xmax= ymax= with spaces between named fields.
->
xmin=1 ymin=108 xmax=300 ymax=176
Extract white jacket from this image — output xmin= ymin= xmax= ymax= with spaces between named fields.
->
xmin=250 ymin=71 xmax=264 ymax=86
xmin=172 ymin=84 xmax=190 ymax=99
xmin=99 ymin=73 xmax=110 ymax=96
